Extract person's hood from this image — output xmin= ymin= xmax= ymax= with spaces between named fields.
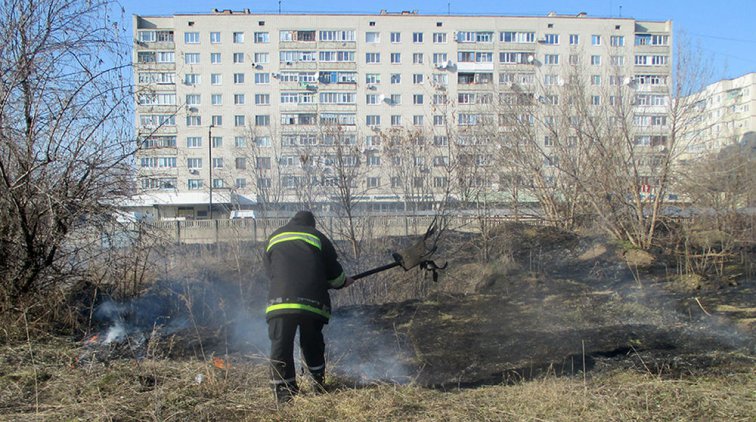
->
xmin=290 ymin=210 xmax=316 ymax=227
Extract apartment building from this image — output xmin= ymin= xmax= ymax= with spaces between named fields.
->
xmin=681 ymin=72 xmax=755 ymax=160
xmin=132 ymin=9 xmax=672 ymax=219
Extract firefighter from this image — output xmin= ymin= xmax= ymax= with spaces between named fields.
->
xmin=264 ymin=210 xmax=354 ymax=403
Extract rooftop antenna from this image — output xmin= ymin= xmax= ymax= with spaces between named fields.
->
xmin=448 ymin=1 xmax=451 ymax=15
xmin=619 ymin=5 xmax=622 ymax=17
xmin=279 ymin=0 xmax=281 ymax=14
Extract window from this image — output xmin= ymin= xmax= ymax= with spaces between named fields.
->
xmin=569 ymin=55 xmax=579 ymax=65
xmin=433 ymin=136 xmax=448 ymax=146
xmin=233 ymin=115 xmax=244 ymax=127
xmin=233 ymin=32 xmax=244 ymax=43
xmin=610 ymin=35 xmax=624 ymax=46
xmin=211 ymin=94 xmax=222 ymax=105
xmin=367 ymin=155 xmax=381 ymax=166
xmin=255 ymin=73 xmax=270 ymax=84
xmin=432 ymin=73 xmax=448 ymax=85
xmin=391 ymin=115 xmax=401 ymax=126
xmin=211 ymin=116 xmax=223 ymax=128
xmin=433 ymin=115 xmax=445 ymax=126
xmin=233 ymin=52 xmax=244 ymax=63
xmin=413 ymin=53 xmax=423 ymax=64
xmin=254 ymin=32 xmax=269 ymax=43
xmin=432 ymin=53 xmax=448 ymax=64
xmin=186 ymin=94 xmax=201 ymax=105
xmin=433 ymin=32 xmax=447 ymax=43
xmin=229 ymin=94 xmax=243 ymax=105
xmin=390 ymin=53 xmax=401 ymax=64
xmin=391 ymin=32 xmax=401 ymax=43
xmin=184 ymin=32 xmax=199 ymax=44
xmin=390 ymin=73 xmax=401 ymax=84
xmin=234 ymin=136 xmax=247 ymax=148
xmin=569 ymin=34 xmax=579 ymax=45
xmin=188 ymin=179 xmax=203 ymax=190
xmin=413 ymin=74 xmax=424 ymax=84
xmin=254 ymin=94 xmax=269 ymax=105
xmin=366 ymin=74 xmax=381 ymax=84
xmin=233 ymin=73 xmax=245 ymax=84
xmin=187 ymin=158 xmax=202 ymax=169
xmin=319 ymin=30 xmax=355 ymax=41
xmin=389 ymin=94 xmax=401 ymax=104
xmin=591 ymin=55 xmax=601 ymax=65
xmin=544 ymin=54 xmax=559 ymax=65
xmin=184 ymin=53 xmax=200 ymax=64
xmin=210 ymin=52 xmax=221 ymax=64
xmin=501 ymin=31 xmax=535 ymax=43
xmin=365 ymin=32 xmax=380 ymax=43
xmin=211 ymin=74 xmax=222 ymax=85
xmin=366 ymin=52 xmax=380 ymax=64
xmin=184 ymin=73 xmax=200 ymax=85
xmin=138 ymin=31 xmax=156 ymax=42
xmin=255 ymin=115 xmax=270 ymax=126
xmin=187 ymin=137 xmax=202 ymax=148
xmin=254 ymin=52 xmax=270 ymax=64
xmin=591 ymin=75 xmax=601 ymax=86
xmin=610 ymin=55 xmax=625 ymax=66
xmin=413 ymin=32 xmax=423 ymax=43
xmin=212 ymin=179 xmax=224 ymax=189
xmin=366 ymin=94 xmax=378 ymax=105
xmin=186 ymin=115 xmax=201 ymax=126
xmin=235 ymin=178 xmax=247 ymax=189
xmin=212 ymin=158 xmax=224 ymax=169
xmin=591 ymin=35 xmax=601 ymax=46
xmin=255 ymin=136 xmax=271 ymax=147
xmin=366 ymin=115 xmax=380 ymax=126
xmin=210 ymin=32 xmax=221 ymax=43
xmin=413 ymin=115 xmax=424 ymax=125
xmin=542 ymin=33 xmax=559 ymax=45
xmin=591 ymin=95 xmax=601 ymax=106
xmin=413 ymin=94 xmax=424 ymax=105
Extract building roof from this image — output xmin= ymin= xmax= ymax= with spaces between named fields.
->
xmin=118 ymin=191 xmax=256 ymax=207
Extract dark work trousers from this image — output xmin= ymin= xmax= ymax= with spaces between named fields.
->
xmin=268 ymin=314 xmax=326 ymax=389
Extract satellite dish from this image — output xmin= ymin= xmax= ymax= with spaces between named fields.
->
xmin=527 ymin=55 xmax=534 ymax=63
xmin=557 ymin=78 xmax=565 ymax=86
xmin=378 ymin=94 xmax=385 ymax=102
xmin=623 ymin=77 xmax=632 ymax=85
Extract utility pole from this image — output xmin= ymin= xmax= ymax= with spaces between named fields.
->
xmin=208 ymin=124 xmax=214 ymax=219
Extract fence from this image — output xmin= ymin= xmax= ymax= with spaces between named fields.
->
xmin=129 ymin=214 xmax=540 ymax=245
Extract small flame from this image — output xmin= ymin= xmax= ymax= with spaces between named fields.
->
xmin=85 ymin=335 xmax=100 ymax=345
xmin=212 ymin=356 xmax=229 ymax=369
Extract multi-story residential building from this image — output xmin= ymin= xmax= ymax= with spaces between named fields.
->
xmin=680 ymin=73 xmax=755 ymax=160
xmin=132 ymin=9 xmax=672 ymax=219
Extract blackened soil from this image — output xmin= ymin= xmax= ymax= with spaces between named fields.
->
xmin=328 ymin=241 xmax=755 ymax=388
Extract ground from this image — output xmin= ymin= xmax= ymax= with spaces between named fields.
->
xmin=0 ymin=226 xmax=753 ymax=420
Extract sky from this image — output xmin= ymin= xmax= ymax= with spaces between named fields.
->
xmin=116 ymin=0 xmax=756 ymax=84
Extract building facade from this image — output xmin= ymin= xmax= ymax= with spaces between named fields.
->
xmin=133 ymin=9 xmax=672 ymax=219
xmin=681 ymin=72 xmax=755 ymax=160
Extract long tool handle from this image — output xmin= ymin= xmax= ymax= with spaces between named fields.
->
xmin=351 ymin=262 xmax=401 ymax=280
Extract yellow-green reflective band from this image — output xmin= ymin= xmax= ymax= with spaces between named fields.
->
xmin=267 ymin=232 xmax=321 ymax=252
xmin=328 ymin=271 xmax=346 ymax=288
xmin=266 ymin=303 xmax=331 ymax=319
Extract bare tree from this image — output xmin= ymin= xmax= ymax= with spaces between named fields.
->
xmin=0 ymin=0 xmax=133 ymax=309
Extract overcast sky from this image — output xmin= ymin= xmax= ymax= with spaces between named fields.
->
xmin=118 ymin=0 xmax=756 ymax=84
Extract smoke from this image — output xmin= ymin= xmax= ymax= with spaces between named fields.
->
xmin=324 ymin=310 xmax=414 ymax=385
xmin=89 ymin=277 xmax=269 ymax=357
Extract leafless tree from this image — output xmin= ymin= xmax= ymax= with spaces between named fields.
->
xmin=0 ymin=0 xmax=133 ymax=309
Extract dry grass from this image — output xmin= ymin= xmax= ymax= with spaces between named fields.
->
xmin=1 ymin=337 xmax=753 ymax=421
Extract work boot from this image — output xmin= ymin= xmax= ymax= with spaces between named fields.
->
xmin=273 ymin=382 xmax=299 ymax=404
xmin=311 ymin=372 xmax=327 ymax=394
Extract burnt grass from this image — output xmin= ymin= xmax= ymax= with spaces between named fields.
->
xmin=324 ymin=226 xmax=755 ymax=389
xmin=39 ymin=224 xmax=756 ymax=392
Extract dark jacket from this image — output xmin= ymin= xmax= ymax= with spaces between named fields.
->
xmin=264 ymin=211 xmax=346 ymax=322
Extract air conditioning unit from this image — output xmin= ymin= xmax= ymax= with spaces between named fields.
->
xmin=367 ymin=84 xmax=377 ymax=90
xmin=272 ymin=73 xmax=281 ymax=78
xmin=189 ymin=169 xmax=199 ymax=175
xmin=188 ymin=107 xmax=198 ymax=113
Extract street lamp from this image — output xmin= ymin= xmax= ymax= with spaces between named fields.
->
xmin=208 ymin=124 xmax=214 ymax=220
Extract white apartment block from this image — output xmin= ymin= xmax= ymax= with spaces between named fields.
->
xmin=133 ymin=9 xmax=672 ymax=219
xmin=681 ymin=73 xmax=755 ymax=160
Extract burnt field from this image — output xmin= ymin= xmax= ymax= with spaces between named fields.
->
xmin=1 ymin=226 xmax=754 ymax=420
